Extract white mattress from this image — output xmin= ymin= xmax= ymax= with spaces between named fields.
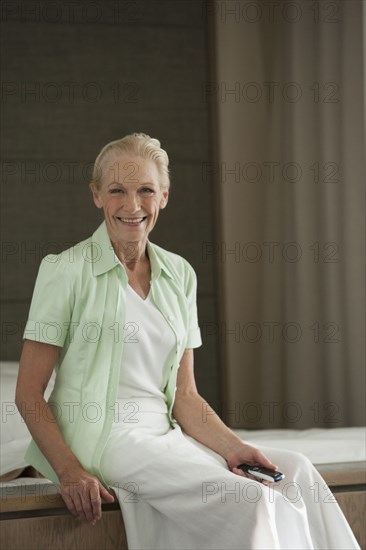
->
xmin=233 ymin=427 xmax=366 ymax=464
xmin=0 ymin=477 xmax=54 ymax=486
xmin=1 ymin=361 xmax=365 ymax=478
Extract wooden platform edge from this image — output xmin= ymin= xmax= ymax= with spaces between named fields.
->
xmin=1 ymin=461 xmax=365 ymax=518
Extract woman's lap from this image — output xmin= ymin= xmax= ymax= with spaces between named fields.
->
xmin=99 ymin=421 xmax=359 ymax=549
xmin=102 ymin=419 xmax=311 ymax=483
xmin=100 ymin=420 xmax=318 ymax=510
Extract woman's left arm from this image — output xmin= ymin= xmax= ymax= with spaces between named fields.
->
xmin=172 ymin=349 xmax=278 ymax=478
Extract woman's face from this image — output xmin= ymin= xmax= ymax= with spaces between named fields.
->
xmin=92 ymin=154 xmax=169 ymax=248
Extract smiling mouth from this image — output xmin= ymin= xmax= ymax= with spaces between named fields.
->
xmin=116 ymin=216 xmax=147 ymax=225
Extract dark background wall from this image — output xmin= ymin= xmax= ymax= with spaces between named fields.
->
xmin=1 ymin=1 xmax=220 ymax=409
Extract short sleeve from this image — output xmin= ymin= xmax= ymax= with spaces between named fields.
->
xmin=23 ymin=254 xmax=74 ymax=348
xmin=183 ymin=260 xmax=202 ymax=349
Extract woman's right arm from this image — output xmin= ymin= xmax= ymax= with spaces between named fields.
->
xmin=15 ymin=339 xmax=114 ymax=525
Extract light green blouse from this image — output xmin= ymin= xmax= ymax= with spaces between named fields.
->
xmin=23 ymin=221 xmax=202 ymax=487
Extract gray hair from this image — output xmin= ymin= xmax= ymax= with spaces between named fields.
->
xmin=89 ymin=133 xmax=170 ymax=191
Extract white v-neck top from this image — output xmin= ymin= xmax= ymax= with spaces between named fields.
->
xmin=116 ymin=283 xmax=177 ymax=412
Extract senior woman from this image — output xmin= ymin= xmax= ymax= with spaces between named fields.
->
xmin=16 ymin=134 xmax=360 ymax=550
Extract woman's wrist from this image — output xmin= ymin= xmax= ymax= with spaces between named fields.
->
xmin=55 ymin=453 xmax=84 ymax=481
xmin=220 ymin=437 xmax=247 ymax=464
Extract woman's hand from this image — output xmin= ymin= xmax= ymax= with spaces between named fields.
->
xmin=226 ymin=442 xmax=279 ymax=486
xmin=59 ymin=464 xmax=115 ymax=525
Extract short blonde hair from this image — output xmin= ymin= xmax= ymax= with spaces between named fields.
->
xmin=89 ymin=133 xmax=170 ymax=191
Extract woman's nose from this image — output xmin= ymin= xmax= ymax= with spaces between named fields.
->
xmin=124 ymin=193 xmax=140 ymax=212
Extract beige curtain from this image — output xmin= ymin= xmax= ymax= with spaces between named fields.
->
xmin=210 ymin=0 xmax=365 ymax=428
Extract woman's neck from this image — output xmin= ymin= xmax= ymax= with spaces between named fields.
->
xmin=111 ymin=238 xmax=149 ymax=270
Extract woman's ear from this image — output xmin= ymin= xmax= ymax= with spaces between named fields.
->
xmin=160 ymin=190 xmax=169 ymax=209
xmin=91 ymin=185 xmax=103 ymax=209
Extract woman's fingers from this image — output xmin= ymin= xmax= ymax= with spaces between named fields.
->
xmin=60 ymin=478 xmax=106 ymax=524
xmin=252 ymin=448 xmax=278 ymax=470
xmin=227 ymin=442 xmax=278 ymax=473
xmin=61 ymin=490 xmax=79 ymax=518
xmin=61 ymin=484 xmax=87 ymax=523
xmin=232 ymin=467 xmax=246 ymax=477
xmin=232 ymin=466 xmax=272 ymax=486
xmin=74 ymin=491 xmax=90 ymax=523
xmin=90 ymin=484 xmax=102 ymax=523
xmin=232 ymin=466 xmax=258 ymax=481
xmin=99 ymin=484 xmax=115 ymax=503
xmin=248 ymin=447 xmax=278 ymax=470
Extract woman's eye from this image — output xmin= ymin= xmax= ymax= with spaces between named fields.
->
xmin=141 ymin=188 xmax=155 ymax=194
xmin=110 ymin=188 xmax=124 ymax=194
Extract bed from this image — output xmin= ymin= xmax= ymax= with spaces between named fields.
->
xmin=1 ymin=361 xmax=365 ymax=550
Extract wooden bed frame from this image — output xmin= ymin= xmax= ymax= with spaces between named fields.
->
xmin=1 ymin=462 xmax=365 ymax=550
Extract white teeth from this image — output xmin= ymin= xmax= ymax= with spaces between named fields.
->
xmin=118 ymin=217 xmax=145 ymax=224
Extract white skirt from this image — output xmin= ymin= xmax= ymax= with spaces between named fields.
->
xmin=100 ymin=400 xmax=360 ymax=550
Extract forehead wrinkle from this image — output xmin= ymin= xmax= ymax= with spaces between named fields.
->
xmin=104 ymin=155 xmax=160 ymax=187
